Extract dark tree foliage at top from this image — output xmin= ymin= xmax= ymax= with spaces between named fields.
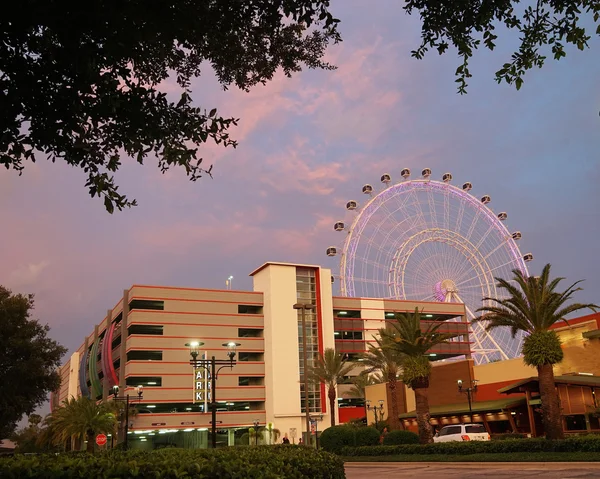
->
xmin=0 ymin=286 xmax=67 ymax=439
xmin=0 ymin=1 xmax=340 ymax=212
xmin=404 ymin=0 xmax=600 ymax=93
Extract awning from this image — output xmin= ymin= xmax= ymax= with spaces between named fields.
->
xmin=399 ymin=397 xmax=527 ymax=419
xmin=583 ymin=329 xmax=600 ymax=339
xmin=498 ymin=375 xmax=600 ymax=395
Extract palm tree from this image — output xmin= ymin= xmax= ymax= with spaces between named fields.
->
xmin=379 ymin=308 xmax=455 ymax=444
xmin=346 ymin=371 xmax=383 ymax=399
xmin=361 ymin=335 xmax=402 ymax=430
xmin=474 ymin=264 xmax=597 ymax=440
xmin=46 ymin=396 xmax=118 ymax=452
xmin=307 ymin=348 xmax=355 ymax=427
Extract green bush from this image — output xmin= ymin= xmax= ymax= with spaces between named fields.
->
xmin=382 ymin=430 xmax=419 ymax=445
xmin=0 ymin=446 xmax=345 ymax=478
xmin=491 ymin=433 xmax=528 ymax=440
xmin=354 ymin=427 xmax=381 ymax=447
xmin=340 ymin=436 xmax=600 ymax=457
xmin=319 ymin=425 xmax=356 ymax=454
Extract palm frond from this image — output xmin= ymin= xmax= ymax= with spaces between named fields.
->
xmin=307 ymin=348 xmax=354 ymax=389
xmin=475 ymin=263 xmax=597 ymax=336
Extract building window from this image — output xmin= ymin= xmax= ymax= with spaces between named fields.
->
xmin=335 ymin=331 xmax=363 ymax=340
xmin=125 ymin=377 xmax=162 ymax=387
xmin=333 ymin=309 xmax=361 ymax=319
xmin=238 ymin=328 xmax=263 ymax=338
xmin=565 ymin=415 xmax=587 ymax=431
xmin=337 ymin=397 xmax=365 ymax=408
xmin=128 ymin=325 xmax=164 ymax=336
xmin=342 ymin=353 xmax=362 ymax=362
xmin=111 ymin=334 xmax=122 ymax=349
xmin=135 ymin=401 xmax=262 ymax=414
xmin=129 ymin=299 xmax=165 ymax=311
xmin=127 ymin=350 xmax=163 ymax=361
xmin=296 ymin=267 xmax=321 ymax=413
xmin=238 ymin=377 xmax=265 ymax=386
xmin=238 ymin=305 xmax=262 ymax=314
xmin=238 ymin=352 xmax=264 ymax=362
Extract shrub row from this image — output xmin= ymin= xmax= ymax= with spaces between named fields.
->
xmin=320 ymin=426 xmax=378 ymax=453
xmin=490 ymin=433 xmax=528 ymax=440
xmin=340 ymin=435 xmax=600 ymax=457
xmin=0 ymin=445 xmax=345 ymax=479
xmin=382 ymin=430 xmax=420 ymax=446
xmin=319 ymin=426 xmax=419 ymax=453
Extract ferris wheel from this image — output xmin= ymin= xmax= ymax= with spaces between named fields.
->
xmin=326 ymin=168 xmax=533 ymax=365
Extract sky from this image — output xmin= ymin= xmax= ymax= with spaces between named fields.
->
xmin=2 ymin=0 xmax=599 ymax=362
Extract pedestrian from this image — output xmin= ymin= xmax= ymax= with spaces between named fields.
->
xmin=282 ymin=434 xmax=290 ymax=444
xmin=298 ymin=437 xmax=303 ymax=445
xmin=379 ymin=426 xmax=388 ymax=444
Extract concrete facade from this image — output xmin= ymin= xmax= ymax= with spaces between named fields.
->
xmin=55 ymin=261 xmax=473 ymax=449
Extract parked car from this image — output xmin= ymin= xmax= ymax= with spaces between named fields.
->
xmin=433 ymin=423 xmax=490 ymax=442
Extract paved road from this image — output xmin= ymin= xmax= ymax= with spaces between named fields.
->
xmin=345 ymin=462 xmax=600 ymax=478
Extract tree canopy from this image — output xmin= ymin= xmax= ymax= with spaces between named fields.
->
xmin=45 ymin=396 xmax=118 ymax=453
xmin=3 ymin=1 xmax=596 ymax=212
xmin=0 ymin=286 xmax=66 ymax=439
xmin=1 ymin=0 xmax=339 ymax=212
xmin=404 ymin=0 xmax=600 ymax=93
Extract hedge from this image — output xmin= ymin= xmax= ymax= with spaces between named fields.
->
xmin=354 ymin=426 xmax=381 ymax=447
xmin=320 ymin=426 xmax=381 ymax=453
xmin=341 ymin=436 xmax=600 ymax=457
xmin=382 ymin=430 xmax=419 ymax=445
xmin=491 ymin=433 xmax=528 ymax=441
xmin=0 ymin=446 xmax=345 ymax=479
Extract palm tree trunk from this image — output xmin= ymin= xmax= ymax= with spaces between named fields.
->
xmin=537 ymin=363 xmax=564 ymax=440
xmin=414 ymin=385 xmax=434 ymax=444
xmin=328 ymin=385 xmax=337 ymax=427
xmin=86 ymin=431 xmax=95 ymax=453
xmin=388 ymin=376 xmax=401 ymax=430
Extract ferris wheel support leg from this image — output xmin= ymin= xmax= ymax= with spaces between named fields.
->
xmin=457 ymin=294 xmax=510 ymax=362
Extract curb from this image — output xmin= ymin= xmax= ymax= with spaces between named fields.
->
xmin=345 ymin=462 xmax=600 ymax=468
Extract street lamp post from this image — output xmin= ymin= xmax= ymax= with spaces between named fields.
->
xmin=311 ymin=413 xmax=323 ymax=448
xmin=457 ymin=379 xmax=478 ymax=420
xmin=366 ymin=400 xmax=385 ymax=429
xmin=188 ymin=341 xmax=240 ymax=449
xmin=253 ymin=419 xmax=260 ymax=446
xmin=293 ymin=302 xmax=317 ymax=446
xmin=111 ymin=385 xmax=143 ymax=450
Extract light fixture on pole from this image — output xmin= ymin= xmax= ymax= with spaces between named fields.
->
xmin=366 ymin=399 xmax=385 ymax=429
xmin=188 ymin=340 xmax=240 ymax=448
xmin=111 ymin=384 xmax=143 ymax=450
xmin=457 ymin=379 xmax=478 ymax=419
xmin=293 ymin=302 xmax=317 ymax=445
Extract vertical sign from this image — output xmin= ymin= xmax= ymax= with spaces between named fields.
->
xmin=204 ymin=351 xmax=210 ymax=412
xmin=192 ymin=352 xmax=210 ymax=412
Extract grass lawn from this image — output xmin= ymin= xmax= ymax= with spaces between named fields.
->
xmin=343 ymin=452 xmax=600 ymax=462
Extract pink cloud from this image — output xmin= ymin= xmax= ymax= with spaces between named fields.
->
xmin=259 ymin=135 xmax=349 ymax=195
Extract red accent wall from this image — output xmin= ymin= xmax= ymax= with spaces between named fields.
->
xmin=314 ymin=267 xmax=327 ymax=413
xmin=475 ymin=379 xmax=527 ymax=401
xmin=550 ymin=312 xmax=600 ymax=330
xmin=339 ymin=407 xmax=365 ymax=424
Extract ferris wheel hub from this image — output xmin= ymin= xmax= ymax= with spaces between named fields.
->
xmin=434 ymin=279 xmax=458 ymax=302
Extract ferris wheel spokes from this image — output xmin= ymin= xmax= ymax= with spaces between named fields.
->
xmin=329 ymin=169 xmax=530 ymax=364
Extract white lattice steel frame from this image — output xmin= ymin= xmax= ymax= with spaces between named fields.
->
xmin=336 ymin=178 xmax=530 ymax=364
